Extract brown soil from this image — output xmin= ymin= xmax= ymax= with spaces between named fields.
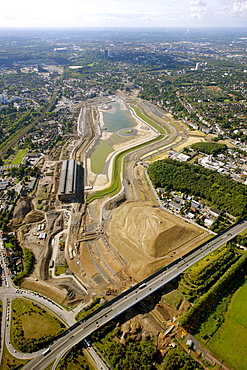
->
xmin=107 ymin=201 xmax=208 ymax=281
xmin=22 ymin=277 xmax=88 ymax=306
xmin=8 ymin=208 xmax=44 ymax=231
xmin=21 ymin=278 xmax=68 ymax=305
xmin=13 ymin=197 xmax=33 ymax=219
xmin=24 ymin=210 xmax=44 ymax=224
xmin=7 ymin=218 xmax=23 ymax=231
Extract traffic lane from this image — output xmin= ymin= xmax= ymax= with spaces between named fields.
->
xmin=18 ymin=221 xmax=247 ymax=363
xmin=86 ymin=346 xmax=109 ymax=370
xmin=22 ymin=219 xmax=247 ymax=369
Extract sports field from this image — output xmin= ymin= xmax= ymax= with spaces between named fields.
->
xmin=206 ymin=281 xmax=247 ymax=370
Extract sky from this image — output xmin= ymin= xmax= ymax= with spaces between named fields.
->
xmin=0 ymin=0 xmax=247 ymax=28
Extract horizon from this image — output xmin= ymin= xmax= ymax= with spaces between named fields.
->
xmin=1 ymin=0 xmax=247 ymax=29
xmin=0 ymin=25 xmax=246 ymax=31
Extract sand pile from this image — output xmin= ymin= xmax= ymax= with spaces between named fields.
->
xmin=107 ymin=201 xmax=205 ymax=280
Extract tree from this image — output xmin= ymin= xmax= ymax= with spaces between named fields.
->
xmin=163 ymin=348 xmax=203 ymax=370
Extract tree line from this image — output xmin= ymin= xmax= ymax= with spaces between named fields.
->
xmin=147 ymin=158 xmax=247 ymax=218
xmin=190 ymin=142 xmax=227 ymax=155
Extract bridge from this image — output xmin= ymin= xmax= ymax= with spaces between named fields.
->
xmin=21 ymin=219 xmax=247 ymax=370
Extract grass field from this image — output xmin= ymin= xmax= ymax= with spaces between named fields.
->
xmin=204 ymin=86 xmax=228 ymax=100
xmin=0 ymin=345 xmax=27 ymax=369
xmin=12 ymin=298 xmax=66 ymax=352
xmin=131 ymin=105 xmax=167 ymax=134
xmin=163 ymin=290 xmax=184 ymax=309
xmin=57 ymin=344 xmax=94 ymax=370
xmin=55 ymin=266 xmax=67 ymax=275
xmin=36 ymin=186 xmax=49 ymax=209
xmin=201 ymin=281 xmax=247 ymax=370
xmin=11 ymin=148 xmax=28 ymax=165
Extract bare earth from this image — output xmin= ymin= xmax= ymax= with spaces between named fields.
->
xmin=106 ymin=201 xmax=208 ymax=281
xmin=15 ymin=95 xmax=210 ymax=308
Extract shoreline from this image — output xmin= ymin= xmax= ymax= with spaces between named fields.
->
xmin=87 ymin=97 xmax=157 ymax=191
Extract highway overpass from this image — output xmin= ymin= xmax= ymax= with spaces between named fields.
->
xmin=21 ymin=219 xmax=247 ymax=370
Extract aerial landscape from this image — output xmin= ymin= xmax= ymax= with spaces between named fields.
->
xmin=0 ymin=3 xmax=247 ymax=370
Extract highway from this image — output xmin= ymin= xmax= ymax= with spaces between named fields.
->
xmin=21 ymin=219 xmax=247 ymax=370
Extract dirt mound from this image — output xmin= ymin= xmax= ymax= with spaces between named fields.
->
xmin=24 ymin=210 xmax=44 ymax=224
xmin=8 ymin=200 xmax=44 ymax=230
xmin=13 ymin=197 xmax=33 ymax=219
xmin=7 ymin=218 xmax=23 ymax=231
xmin=107 ymin=201 xmax=207 ymax=280
xmin=154 ymin=224 xmax=198 ymax=258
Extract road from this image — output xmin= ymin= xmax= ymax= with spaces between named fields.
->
xmin=1 ymin=98 xmax=245 ymax=369
xmin=0 ymin=231 xmax=107 ymax=369
xmin=0 ymin=234 xmax=77 ymax=362
xmin=21 ymin=219 xmax=247 ymax=370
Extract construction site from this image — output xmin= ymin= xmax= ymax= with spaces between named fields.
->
xmin=11 ymin=93 xmax=210 ymax=350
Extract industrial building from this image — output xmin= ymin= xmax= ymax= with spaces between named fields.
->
xmin=58 ymin=160 xmax=78 ymax=201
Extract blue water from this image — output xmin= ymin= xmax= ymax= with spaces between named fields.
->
xmin=103 ymin=100 xmax=136 ymax=132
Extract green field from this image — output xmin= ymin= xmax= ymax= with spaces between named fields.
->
xmin=55 ymin=265 xmax=67 ymax=275
xmin=11 ymin=298 xmax=66 ymax=353
xmin=2 ymin=148 xmax=27 ymax=166
xmin=57 ymin=343 xmax=93 ymax=370
xmin=75 ymin=297 xmax=103 ymax=321
xmin=200 ymin=281 xmax=247 ymax=370
xmin=11 ymin=149 xmax=28 ymax=165
xmin=163 ymin=290 xmax=184 ymax=309
xmin=0 ymin=345 xmax=27 ymax=369
xmin=131 ymin=105 xmax=167 ymax=134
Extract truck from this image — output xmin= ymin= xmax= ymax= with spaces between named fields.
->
xmin=42 ymin=348 xmax=50 ymax=356
xmin=138 ymin=283 xmax=147 ymax=289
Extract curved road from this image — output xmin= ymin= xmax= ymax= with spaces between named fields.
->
xmin=0 ymin=99 xmax=243 ymax=369
xmin=21 ymin=219 xmax=247 ymax=370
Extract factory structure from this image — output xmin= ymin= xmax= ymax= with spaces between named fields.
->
xmin=58 ymin=159 xmax=78 ymax=201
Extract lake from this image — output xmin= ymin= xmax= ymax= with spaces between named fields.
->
xmin=103 ymin=99 xmax=136 ymax=132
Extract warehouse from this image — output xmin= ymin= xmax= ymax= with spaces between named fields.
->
xmin=58 ymin=160 xmax=78 ymax=201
